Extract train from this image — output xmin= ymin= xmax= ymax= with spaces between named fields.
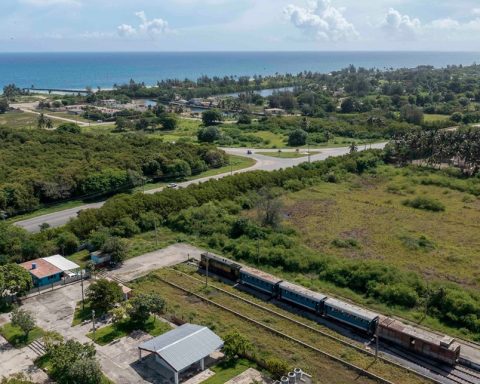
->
xmin=200 ymin=253 xmax=461 ymax=365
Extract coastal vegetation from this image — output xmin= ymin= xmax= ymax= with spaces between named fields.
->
xmin=0 ymin=126 xmax=227 ymax=216
xmin=2 ymin=149 xmax=480 ymax=339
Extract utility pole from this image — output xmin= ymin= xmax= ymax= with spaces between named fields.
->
xmin=205 ymin=253 xmax=209 ymax=287
xmin=81 ymin=270 xmax=85 ymax=310
xmin=154 ymin=219 xmax=159 ymax=247
xmin=92 ymin=310 xmax=96 ymax=341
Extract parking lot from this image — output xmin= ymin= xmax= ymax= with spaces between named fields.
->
xmin=0 ymin=243 xmax=206 ymax=383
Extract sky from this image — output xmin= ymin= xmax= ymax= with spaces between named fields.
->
xmin=1 ymin=0 xmax=480 ymax=52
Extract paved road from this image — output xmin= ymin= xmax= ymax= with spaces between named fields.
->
xmin=14 ymin=143 xmax=386 ymax=233
xmin=10 ymin=101 xmax=112 ymax=127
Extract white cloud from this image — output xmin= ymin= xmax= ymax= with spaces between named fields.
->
xmin=19 ymin=0 xmax=81 ymax=6
xmin=117 ymin=11 xmax=169 ymax=39
xmin=428 ymin=18 xmax=460 ymax=30
xmin=135 ymin=11 xmax=169 ymax=37
xmin=473 ymin=8 xmax=480 ymax=16
xmin=117 ymin=24 xmax=137 ymax=37
xmin=284 ymin=0 xmax=358 ymax=42
xmin=381 ymin=8 xmax=421 ymax=40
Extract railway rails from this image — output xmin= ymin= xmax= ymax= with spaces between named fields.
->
xmin=171 ymin=264 xmax=480 ymax=384
xmin=157 ymin=267 xmax=437 ymax=384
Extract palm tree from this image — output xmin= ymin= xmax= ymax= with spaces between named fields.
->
xmin=349 ymin=142 xmax=358 ymax=153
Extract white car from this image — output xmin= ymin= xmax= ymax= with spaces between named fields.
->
xmin=167 ymin=183 xmax=178 ymax=189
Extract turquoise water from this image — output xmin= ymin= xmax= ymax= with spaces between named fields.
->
xmin=1 ymin=51 xmax=479 ymax=90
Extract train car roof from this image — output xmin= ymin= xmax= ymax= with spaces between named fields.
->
xmin=324 ymin=298 xmax=379 ymax=322
xmin=240 ymin=266 xmax=283 ymax=285
xmin=379 ymin=317 xmax=459 ymax=350
xmin=279 ymin=281 xmax=327 ymax=302
xmin=201 ymin=252 xmax=241 ymax=267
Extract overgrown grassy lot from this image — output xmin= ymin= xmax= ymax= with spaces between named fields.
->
xmin=203 ymin=359 xmax=256 ymax=384
xmin=86 ymin=316 xmax=171 ymax=345
xmin=0 ymin=323 xmax=44 ymax=347
xmin=282 ymin=165 xmax=480 ymax=289
xmin=129 ymin=269 xmax=429 ymax=384
xmin=0 ymin=111 xmax=62 ymax=129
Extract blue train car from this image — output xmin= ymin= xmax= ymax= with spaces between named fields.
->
xmin=279 ymin=281 xmax=327 ymax=313
xmin=324 ymin=298 xmax=379 ymax=334
xmin=239 ymin=266 xmax=282 ymax=295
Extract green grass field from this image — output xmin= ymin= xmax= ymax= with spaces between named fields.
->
xmin=129 ymin=269 xmax=428 ymax=384
xmin=0 ymin=323 xmax=44 ymax=347
xmin=87 ymin=316 xmax=171 ymax=345
xmin=424 ymin=114 xmax=450 ymax=122
xmin=282 ymin=165 xmax=480 ymax=289
xmin=203 ymin=359 xmax=256 ymax=384
xmin=0 ymin=111 xmax=59 ymax=129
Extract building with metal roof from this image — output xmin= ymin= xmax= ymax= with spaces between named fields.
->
xmin=43 ymin=254 xmax=80 ymax=273
xmin=20 ymin=255 xmax=80 ymax=287
xmin=138 ymin=324 xmax=223 ymax=384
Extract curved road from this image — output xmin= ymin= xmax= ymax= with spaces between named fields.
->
xmin=14 ymin=143 xmax=386 ymax=233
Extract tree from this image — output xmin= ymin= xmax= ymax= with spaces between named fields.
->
xmin=159 ymin=114 xmax=178 ymax=130
xmin=109 ymin=305 xmax=128 ymax=324
xmin=340 ymin=98 xmax=355 ymax=113
xmin=223 ymin=330 xmax=252 ymax=360
xmin=127 ymin=293 xmax=165 ymax=325
xmin=37 ymin=113 xmax=53 ymax=129
xmin=257 ymin=188 xmax=283 ymax=228
xmin=10 ymin=307 xmax=36 ymax=339
xmin=0 ymin=98 xmax=8 ymax=114
xmin=197 ymin=126 xmax=221 ymax=143
xmin=86 ymin=279 xmax=123 ymax=313
xmin=237 ymin=114 xmax=252 ymax=125
xmin=101 ymin=236 xmax=128 ymax=264
xmin=288 ymin=129 xmax=308 ymax=147
xmin=0 ymin=264 xmax=33 ymax=299
xmin=400 ymin=105 xmax=424 ymax=125
xmin=349 ymin=142 xmax=358 ymax=153
xmin=57 ymin=123 xmax=81 ymax=134
xmin=2 ymin=84 xmax=23 ymax=99
xmin=67 ymin=358 xmax=103 ymax=384
xmin=202 ymin=109 xmax=223 ymax=126
xmin=49 ymin=339 xmax=100 ymax=384
xmin=56 ymin=231 xmax=80 ymax=255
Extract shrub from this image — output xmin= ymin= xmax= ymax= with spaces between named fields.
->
xmin=402 ymin=196 xmax=445 ymax=212
xmin=264 ymin=357 xmax=290 ymax=379
xmin=332 ymin=238 xmax=358 ymax=248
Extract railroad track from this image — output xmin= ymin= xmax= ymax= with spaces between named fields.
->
xmin=169 ymin=266 xmax=478 ymax=384
xmin=381 ymin=344 xmax=480 ymax=384
xmin=155 ymin=271 xmax=396 ymax=384
xmin=157 ymin=267 xmax=445 ymax=384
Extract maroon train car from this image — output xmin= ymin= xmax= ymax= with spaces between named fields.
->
xmin=378 ymin=317 xmax=460 ymax=365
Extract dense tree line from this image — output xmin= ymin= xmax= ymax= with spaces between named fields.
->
xmin=386 ymin=127 xmax=480 ymax=174
xmin=1 ymin=149 xmax=480 ymax=334
xmin=0 ymin=127 xmax=227 ymax=215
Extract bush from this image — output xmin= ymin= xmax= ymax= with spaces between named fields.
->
xmin=198 ymin=126 xmax=221 ymax=143
xmin=264 ymin=357 xmax=290 ymax=379
xmin=86 ymin=279 xmax=123 ymax=313
xmin=402 ymin=196 xmax=445 ymax=212
xmin=288 ymin=129 xmax=308 ymax=146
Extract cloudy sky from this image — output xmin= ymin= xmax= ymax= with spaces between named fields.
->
xmin=2 ymin=0 xmax=480 ymax=51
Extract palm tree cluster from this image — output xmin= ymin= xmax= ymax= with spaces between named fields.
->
xmin=387 ymin=127 xmax=480 ymax=174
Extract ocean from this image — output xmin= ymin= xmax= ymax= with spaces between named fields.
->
xmin=0 ymin=51 xmax=479 ymax=91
